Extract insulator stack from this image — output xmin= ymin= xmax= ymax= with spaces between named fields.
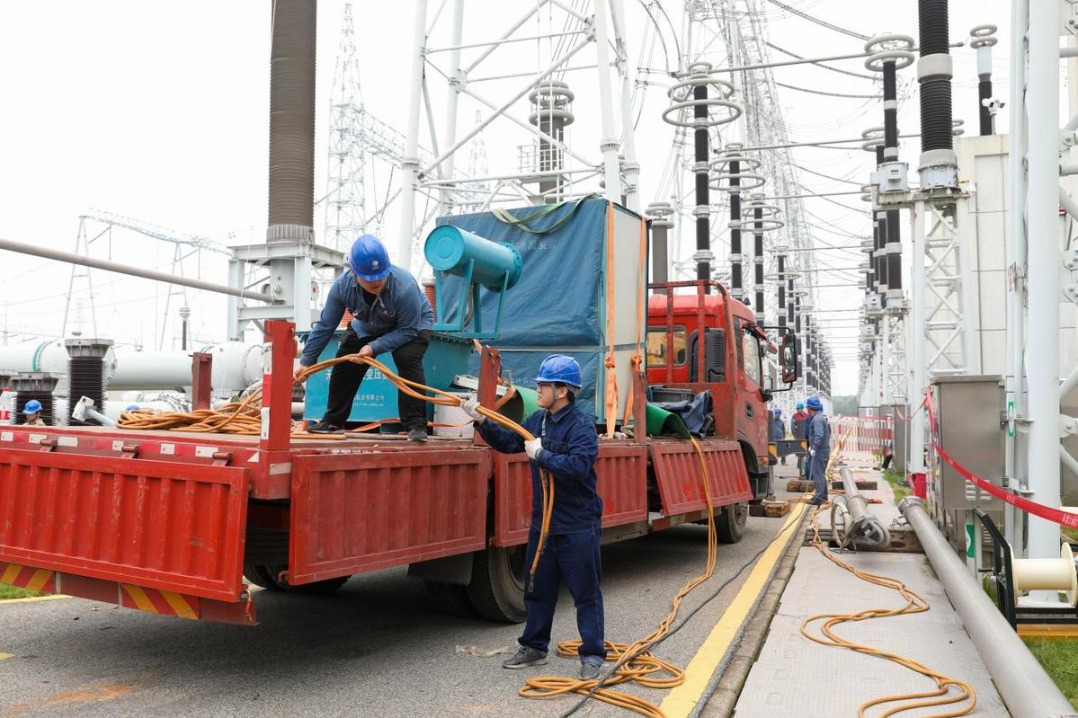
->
xmin=66 ymin=338 xmax=114 ymax=426
xmin=970 ymin=25 xmax=998 ymax=136
xmin=647 ymin=202 xmax=675 ymax=294
xmin=917 ymin=0 xmax=957 ymax=188
xmin=529 ymin=81 xmax=576 ymax=202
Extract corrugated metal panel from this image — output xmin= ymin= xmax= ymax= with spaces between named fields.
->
xmin=0 ymin=450 xmax=248 ymax=601
xmin=492 ymin=454 xmax=532 ymax=547
xmin=651 ymin=440 xmax=752 ymax=516
xmin=492 ymin=445 xmax=650 ymax=547
xmin=289 ymin=449 xmax=490 ymax=583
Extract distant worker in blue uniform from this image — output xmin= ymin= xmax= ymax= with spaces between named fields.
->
xmin=21 ymin=399 xmax=45 ymax=426
xmin=805 ymin=396 xmax=830 ymax=506
xmin=460 ymin=354 xmax=607 ymax=682
xmin=296 ymin=234 xmax=434 ymax=442
xmin=791 ymin=402 xmax=809 ymax=474
xmin=769 ymin=408 xmax=787 ymax=464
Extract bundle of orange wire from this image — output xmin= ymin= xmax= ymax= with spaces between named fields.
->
xmin=800 ymin=428 xmax=976 ymax=718
xmin=116 ymin=390 xmax=264 ymax=434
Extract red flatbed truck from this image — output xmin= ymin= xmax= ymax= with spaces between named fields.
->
xmin=0 ymin=284 xmax=796 ymax=625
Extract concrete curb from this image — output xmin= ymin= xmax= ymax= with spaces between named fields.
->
xmin=699 ymin=506 xmax=809 ymax=718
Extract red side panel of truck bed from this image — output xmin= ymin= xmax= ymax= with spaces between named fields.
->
xmin=288 ymin=448 xmax=491 ymax=583
xmin=491 ymin=444 xmax=649 ymax=547
xmin=0 ymin=449 xmax=249 ymax=602
xmin=650 ymin=440 xmax=753 ymax=516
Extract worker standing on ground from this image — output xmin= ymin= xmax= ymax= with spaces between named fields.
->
xmin=296 ymin=234 xmax=434 ymax=442
xmin=460 ymin=355 xmax=607 ymax=681
xmin=791 ymin=402 xmax=809 ymax=474
xmin=805 ymin=396 xmax=830 ymax=506
xmin=770 ymin=409 xmax=786 ymax=464
xmin=21 ymin=400 xmax=45 ymax=426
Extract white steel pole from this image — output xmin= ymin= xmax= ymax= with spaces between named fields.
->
xmin=908 ymin=201 xmax=927 ymax=476
xmin=592 ymin=0 xmax=624 ymax=203
xmin=609 ymin=0 xmax=639 ymax=211
xmin=1004 ymin=0 xmax=1029 ymax=552
xmin=1024 ymin=0 xmax=1061 ymax=578
xmin=398 ymin=0 xmax=429 ymax=271
xmin=881 ymin=315 xmax=891 ymax=405
xmin=438 ymin=0 xmax=466 ymax=217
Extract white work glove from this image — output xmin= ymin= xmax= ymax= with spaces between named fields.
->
xmin=809 ymin=449 xmax=816 ymax=458
xmin=524 ymin=438 xmax=543 ymax=461
xmin=459 ymin=398 xmax=485 ymax=423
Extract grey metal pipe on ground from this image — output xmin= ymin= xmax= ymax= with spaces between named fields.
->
xmin=838 ymin=466 xmax=889 ymax=547
xmin=898 ymin=496 xmax=1078 ymax=718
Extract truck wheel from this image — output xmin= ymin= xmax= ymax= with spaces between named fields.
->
xmin=424 ymin=581 xmax=478 ymax=618
xmin=250 ymin=564 xmax=350 ymax=594
xmin=716 ymin=502 xmax=748 ymax=544
xmin=244 ymin=563 xmax=284 ymax=591
xmin=466 ymin=545 xmax=527 ymax=623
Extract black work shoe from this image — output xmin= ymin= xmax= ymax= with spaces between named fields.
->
xmin=308 ymin=420 xmax=344 ymax=434
xmin=580 ymin=661 xmax=602 ymax=681
xmin=807 ymin=498 xmax=823 ymax=506
xmin=502 ymin=645 xmax=547 ymax=669
xmin=407 ymin=428 xmax=428 ymax=442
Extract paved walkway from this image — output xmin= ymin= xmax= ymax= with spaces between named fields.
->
xmin=728 ymin=462 xmax=1010 ymax=717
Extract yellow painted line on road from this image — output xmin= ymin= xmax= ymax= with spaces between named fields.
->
xmin=660 ymin=503 xmax=807 ymax=717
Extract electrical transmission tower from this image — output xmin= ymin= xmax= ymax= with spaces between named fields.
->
xmin=324 ymin=2 xmax=368 ymax=254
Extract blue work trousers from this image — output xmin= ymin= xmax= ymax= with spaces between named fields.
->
xmin=520 ymin=525 xmax=606 ymax=662
xmin=809 ymin=452 xmax=830 ymax=502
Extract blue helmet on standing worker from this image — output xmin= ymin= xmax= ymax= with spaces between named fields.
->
xmin=796 ymin=402 xmax=805 ymax=410
xmin=348 ymin=234 xmax=392 ymax=282
xmin=806 ymin=396 xmax=823 ymax=411
xmin=773 ymin=408 xmax=782 ymax=416
xmin=536 ymin=354 xmax=582 ymax=391
xmin=23 ymin=399 xmax=42 ymax=415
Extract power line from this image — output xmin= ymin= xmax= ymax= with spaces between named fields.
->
xmin=775 ymin=81 xmax=877 ymax=100
xmin=765 ymin=0 xmax=870 ymax=41
xmin=766 ymin=42 xmax=877 ymax=81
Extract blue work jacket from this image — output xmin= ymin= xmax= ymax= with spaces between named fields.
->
xmin=301 ymin=265 xmax=434 ymax=365
xmin=808 ymin=412 xmax=831 ymax=456
xmin=477 ymin=403 xmax=602 ymax=535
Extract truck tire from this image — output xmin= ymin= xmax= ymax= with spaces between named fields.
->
xmin=248 ymin=563 xmax=350 ymax=594
xmin=244 ymin=563 xmax=284 ymax=591
xmin=715 ymin=502 xmax=748 ymax=544
xmin=466 ymin=545 xmax=527 ymax=623
xmin=424 ymin=581 xmax=478 ymax=618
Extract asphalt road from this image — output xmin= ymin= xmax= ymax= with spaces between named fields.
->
xmin=0 ymin=476 xmax=804 ymax=718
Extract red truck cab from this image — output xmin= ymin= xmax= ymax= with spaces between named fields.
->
xmin=645 ymin=281 xmax=798 ymax=500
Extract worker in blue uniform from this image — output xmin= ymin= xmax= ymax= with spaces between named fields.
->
xmin=805 ymin=396 xmax=830 ymax=505
xmin=296 ymin=234 xmax=434 ymax=442
xmin=769 ymin=409 xmax=786 ymax=464
xmin=791 ymin=402 xmax=809 ymax=474
xmin=460 ymin=354 xmax=607 ymax=682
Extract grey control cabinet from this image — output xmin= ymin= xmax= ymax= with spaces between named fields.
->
xmin=927 ymin=375 xmax=1004 ymax=512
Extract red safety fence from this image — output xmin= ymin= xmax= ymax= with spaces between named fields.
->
xmin=830 ymin=415 xmax=892 ymax=459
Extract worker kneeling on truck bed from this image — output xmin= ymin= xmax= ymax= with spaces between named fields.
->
xmin=460 ymin=355 xmax=607 ymax=682
xmin=295 ymin=234 xmax=434 ymax=442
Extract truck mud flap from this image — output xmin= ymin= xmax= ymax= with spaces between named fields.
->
xmin=289 ymin=449 xmax=491 ymax=584
xmin=650 ymin=441 xmax=753 ymax=516
xmin=0 ymin=450 xmax=249 ymax=603
xmin=491 ymin=445 xmax=649 ymax=547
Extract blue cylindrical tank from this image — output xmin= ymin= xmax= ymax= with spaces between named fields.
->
xmin=423 ymin=226 xmax=522 ymax=291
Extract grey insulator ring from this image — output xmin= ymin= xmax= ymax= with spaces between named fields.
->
xmin=662 ymin=98 xmax=742 ymax=128
xmin=952 ymin=119 xmax=965 ymax=136
xmin=709 ymin=172 xmax=765 ymax=192
xmin=970 ymin=24 xmax=998 ymax=49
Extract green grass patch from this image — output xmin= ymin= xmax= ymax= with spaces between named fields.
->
xmin=0 ymin=584 xmax=44 ymax=600
xmin=1023 ymin=638 xmax=1078 ymax=709
xmin=1063 ymin=526 xmax=1078 ymax=543
xmin=881 ymin=467 xmax=911 ymax=503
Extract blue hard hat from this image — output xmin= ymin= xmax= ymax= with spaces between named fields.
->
xmin=125 ymin=404 xmax=140 ymax=411
xmin=536 ymin=354 xmax=582 ymax=391
xmin=806 ymin=396 xmax=823 ymax=410
xmin=23 ymin=399 xmax=42 ymax=415
xmin=796 ymin=402 xmax=804 ymax=410
xmin=348 ymin=234 xmax=391 ymax=282
xmin=773 ymin=408 xmax=782 ymax=416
